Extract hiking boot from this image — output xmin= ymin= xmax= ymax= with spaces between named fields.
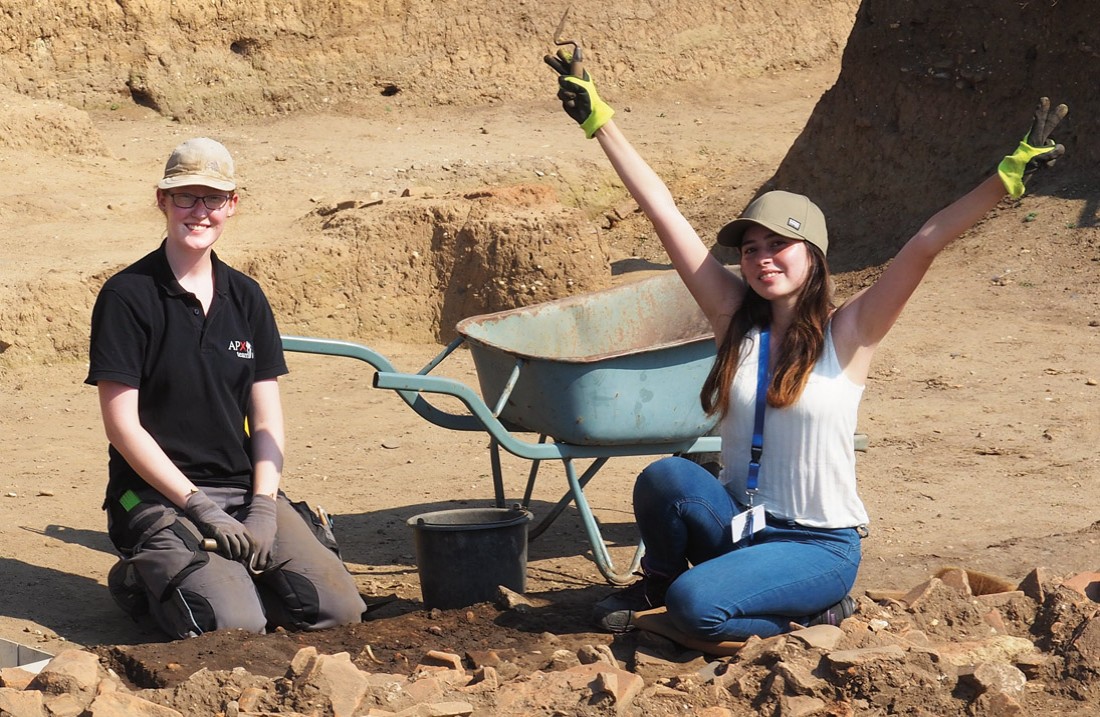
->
xmin=806 ymin=595 xmax=856 ymax=627
xmin=592 ymin=575 xmax=670 ymax=634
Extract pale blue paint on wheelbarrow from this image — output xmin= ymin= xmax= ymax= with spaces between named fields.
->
xmin=455 ymin=271 xmax=718 ymax=445
xmin=281 ymin=270 xmax=722 ymax=585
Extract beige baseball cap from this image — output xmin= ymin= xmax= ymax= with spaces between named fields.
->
xmin=717 ymin=190 xmax=828 ymax=256
xmin=157 ymin=137 xmax=237 ymax=191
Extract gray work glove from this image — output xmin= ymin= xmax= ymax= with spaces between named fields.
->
xmin=184 ymin=490 xmax=252 ymax=561
xmin=240 ymin=494 xmax=278 ymax=572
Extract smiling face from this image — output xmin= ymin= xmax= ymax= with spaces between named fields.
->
xmin=156 ymin=185 xmax=238 ymax=254
xmin=738 ymin=224 xmax=813 ymax=303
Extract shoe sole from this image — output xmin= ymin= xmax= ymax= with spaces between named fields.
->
xmin=594 ymin=610 xmax=636 ymax=634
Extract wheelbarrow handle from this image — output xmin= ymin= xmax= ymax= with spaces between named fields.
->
xmin=281 ymin=334 xmax=481 ymax=432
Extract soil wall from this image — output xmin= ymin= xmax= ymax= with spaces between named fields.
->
xmin=2 ymin=0 xmax=1094 ymax=367
xmin=768 ymin=0 xmax=1098 ymax=271
xmin=0 ymin=0 xmax=859 ymax=122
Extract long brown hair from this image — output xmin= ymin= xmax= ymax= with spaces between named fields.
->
xmin=700 ymin=244 xmax=834 ymax=417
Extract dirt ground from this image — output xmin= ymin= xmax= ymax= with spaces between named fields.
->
xmin=1 ymin=0 xmax=1099 ymax=714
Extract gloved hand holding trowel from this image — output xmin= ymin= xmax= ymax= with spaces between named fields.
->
xmin=997 ymin=95 xmax=1068 ymax=198
xmin=191 ymin=491 xmax=290 ymax=576
xmin=186 ymin=491 xmax=253 ymax=561
xmin=543 ymin=8 xmax=615 ymax=139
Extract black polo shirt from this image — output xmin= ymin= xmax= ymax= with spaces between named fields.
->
xmin=86 ymin=242 xmax=288 ymax=500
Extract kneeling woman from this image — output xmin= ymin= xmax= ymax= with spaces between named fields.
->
xmin=87 ymin=137 xmax=366 ymax=638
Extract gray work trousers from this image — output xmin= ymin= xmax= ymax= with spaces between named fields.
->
xmin=107 ymin=486 xmax=366 ymax=639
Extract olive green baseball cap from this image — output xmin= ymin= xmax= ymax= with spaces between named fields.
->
xmin=716 ymin=190 xmax=828 ymax=256
xmin=157 ymin=137 xmax=237 ymax=191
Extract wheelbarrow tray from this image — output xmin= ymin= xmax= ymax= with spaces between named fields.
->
xmin=455 ymin=271 xmax=718 ymax=446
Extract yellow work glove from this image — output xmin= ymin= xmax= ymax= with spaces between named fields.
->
xmin=997 ymin=97 xmax=1068 ymax=199
xmin=544 ymin=49 xmax=615 ymax=139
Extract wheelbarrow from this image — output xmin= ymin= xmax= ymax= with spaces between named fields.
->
xmin=282 ymin=271 xmax=720 ymax=585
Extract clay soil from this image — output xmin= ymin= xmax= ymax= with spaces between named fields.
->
xmin=1 ymin=1 xmax=1098 ymax=715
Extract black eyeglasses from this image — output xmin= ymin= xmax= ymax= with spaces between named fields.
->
xmin=167 ymin=192 xmax=232 ymax=210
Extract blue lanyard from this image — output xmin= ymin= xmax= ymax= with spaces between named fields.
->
xmin=746 ymin=327 xmax=770 ymax=502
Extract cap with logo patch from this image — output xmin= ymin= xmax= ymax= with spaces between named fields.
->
xmin=716 ymin=190 xmax=828 ymax=256
xmin=157 ymin=137 xmax=237 ymax=192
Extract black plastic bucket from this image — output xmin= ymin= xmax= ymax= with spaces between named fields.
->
xmin=406 ymin=506 xmax=533 ymax=610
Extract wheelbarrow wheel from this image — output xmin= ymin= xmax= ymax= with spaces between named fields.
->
xmin=675 ymin=425 xmax=722 ymax=478
xmin=677 ymin=449 xmax=722 ymax=478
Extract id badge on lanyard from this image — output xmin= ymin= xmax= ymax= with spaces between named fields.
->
xmin=733 ymin=326 xmax=769 ymax=545
xmin=732 ymin=503 xmax=766 ymax=544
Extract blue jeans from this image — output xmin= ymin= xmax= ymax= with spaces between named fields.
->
xmin=634 ymin=456 xmax=862 ymax=641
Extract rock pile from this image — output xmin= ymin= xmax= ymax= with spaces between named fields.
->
xmin=3 ymin=568 xmax=1100 ymax=716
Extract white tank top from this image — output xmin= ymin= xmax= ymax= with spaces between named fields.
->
xmin=718 ymin=324 xmax=869 ymax=529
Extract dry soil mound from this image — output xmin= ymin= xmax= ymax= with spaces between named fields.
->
xmin=0 ymin=86 xmax=109 ymax=156
xmin=238 ymin=185 xmax=611 ymax=343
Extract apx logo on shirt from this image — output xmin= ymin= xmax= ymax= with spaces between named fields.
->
xmin=228 ymin=340 xmax=254 ymax=359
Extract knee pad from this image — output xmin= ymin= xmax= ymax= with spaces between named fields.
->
xmin=169 ymin=588 xmax=218 ymax=637
xmin=107 ymin=559 xmax=149 ymax=618
xmin=158 ymin=588 xmax=266 ymax=638
xmin=260 ymin=570 xmax=364 ymax=630
xmin=261 ymin=570 xmax=322 ymax=629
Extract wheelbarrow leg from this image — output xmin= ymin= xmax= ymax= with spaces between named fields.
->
xmin=528 ymin=455 xmax=608 ymax=540
xmin=561 ymin=457 xmax=643 ymax=585
xmin=521 ymin=435 xmax=550 ymax=509
xmin=491 ymin=436 xmax=643 ymax=584
xmin=488 ymin=437 xmax=567 ymax=515
xmin=489 ymin=438 xmax=507 ymax=507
